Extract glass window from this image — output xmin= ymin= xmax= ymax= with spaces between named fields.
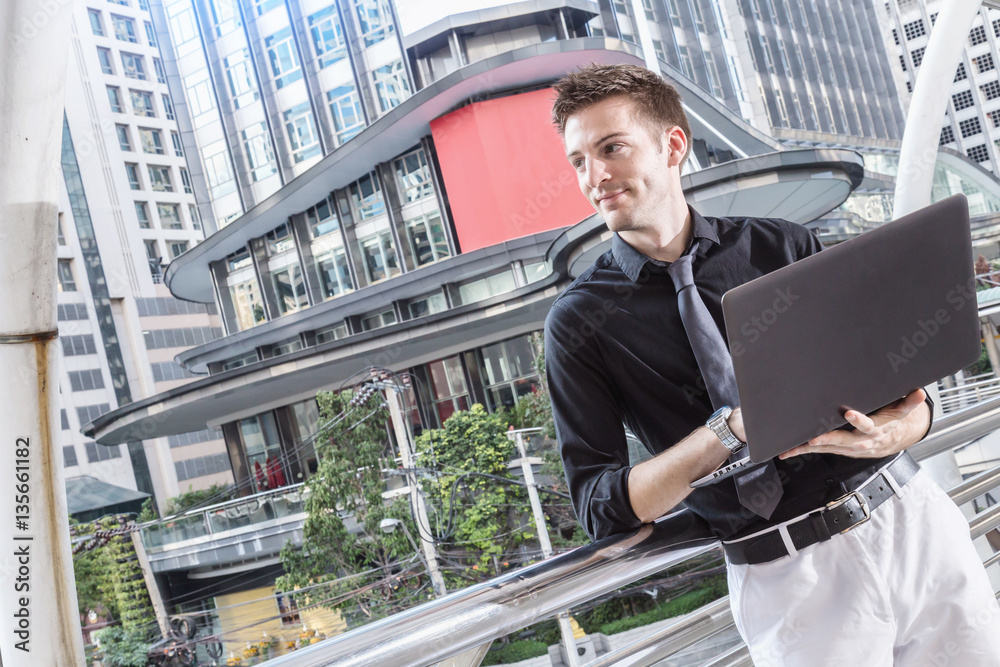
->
xmin=272 ymin=338 xmax=303 ymax=356
xmin=252 ymin=0 xmax=284 ymax=15
xmin=315 ymin=322 xmax=349 ymax=343
xmin=265 ymin=223 xmax=295 ymax=255
xmin=349 ymin=171 xmax=384 ymax=220
xmin=153 ymin=57 xmax=167 ymax=83
xmin=227 ymin=246 xmax=252 ymax=271
xmin=239 ymin=413 xmax=282 ymax=492
xmin=224 ymin=48 xmax=259 ymax=109
xmin=282 ymin=102 xmax=321 ymax=163
xmin=308 ymin=5 xmax=346 ymax=68
xmin=360 ymin=307 xmax=396 ymax=331
xmin=480 ymin=337 xmax=539 ymax=412
xmin=186 ymin=76 xmax=216 ymax=116
xmin=170 ymin=241 xmax=189 ymax=259
xmin=125 ymin=162 xmax=141 ymax=189
xmin=371 ymin=60 xmax=411 ymax=113
xmin=107 ymin=85 xmax=123 ymax=112
xmin=242 ymin=122 xmax=277 ymax=181
xmin=171 ymin=131 xmax=183 ymax=156
xmin=306 ymin=198 xmax=338 ymax=238
xmin=130 ymin=89 xmax=155 ymax=116
xmin=222 ymin=351 xmax=258 ymax=370
xmin=427 ymin=357 xmax=469 ymax=425
xmin=145 ymin=21 xmax=157 ymax=46
xmin=405 ymin=211 xmax=450 ymax=266
xmin=157 ymin=202 xmax=182 ymax=229
xmin=167 ymin=4 xmax=198 ymax=45
xmin=57 ymin=260 xmax=76 ymax=292
xmin=353 ymin=0 xmax=394 ymax=46
xmin=116 ymin=124 xmax=132 ymax=151
xmin=97 ymin=47 xmax=114 ymax=74
xmin=359 ymin=230 xmax=399 ymax=283
xmin=180 ymin=167 xmax=193 ymax=193
xmin=148 ymin=165 xmax=173 ymax=192
xmin=121 ymin=52 xmax=146 ymax=79
xmin=457 ymin=270 xmax=517 ymax=305
xmin=394 ymin=149 xmax=433 ymax=202
xmin=145 ymin=239 xmax=160 ymax=261
xmin=203 ymin=144 xmax=236 ymax=198
xmin=230 ymin=278 xmax=267 ymax=330
xmin=407 ymin=290 xmax=446 ymax=319
xmin=162 ymin=93 xmax=175 ymax=119
xmin=189 ymin=204 xmax=201 ymax=230
xmin=139 ymin=127 xmax=165 ymax=154
xmin=271 ymin=264 xmax=308 ymax=315
xmin=265 ymin=27 xmax=302 ymax=89
xmin=112 ymin=14 xmax=138 ymax=42
xmin=327 ymin=85 xmax=364 ymax=143
xmin=209 ymin=0 xmax=240 ymax=36
xmin=89 ymin=9 xmax=104 ymax=36
xmin=135 ymin=201 xmax=150 ymax=228
xmin=315 ymin=246 xmax=352 ymax=298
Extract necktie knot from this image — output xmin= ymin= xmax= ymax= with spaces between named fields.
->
xmin=666 ymin=252 xmax=695 ymax=293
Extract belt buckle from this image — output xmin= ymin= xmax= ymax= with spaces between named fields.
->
xmin=824 ymin=490 xmax=870 ymax=535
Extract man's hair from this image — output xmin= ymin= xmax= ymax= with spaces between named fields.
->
xmin=551 ymin=63 xmax=691 ymax=167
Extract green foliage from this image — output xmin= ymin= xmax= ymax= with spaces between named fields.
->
xmin=71 ymin=521 xmax=118 ymax=619
xmin=94 ymin=626 xmax=151 ymax=667
xmin=277 ymin=389 xmax=419 ymax=625
xmin=416 ymin=404 xmax=533 ymax=580
xmin=966 ymin=342 xmax=992 ymax=376
xmin=137 ymin=498 xmax=158 ymax=523
xmin=597 ymin=576 xmax=728 ymax=635
xmin=164 ymin=483 xmax=236 ymax=516
xmin=481 ymin=639 xmax=549 ymax=665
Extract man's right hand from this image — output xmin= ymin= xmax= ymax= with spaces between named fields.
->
xmin=727 ymin=407 xmax=746 ymax=443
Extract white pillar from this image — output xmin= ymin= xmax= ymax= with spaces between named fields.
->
xmin=0 ymin=1 xmax=84 ymax=665
xmin=892 ymin=0 xmax=984 ymax=492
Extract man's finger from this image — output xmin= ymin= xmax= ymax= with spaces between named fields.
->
xmin=845 ymin=410 xmax=875 ymax=433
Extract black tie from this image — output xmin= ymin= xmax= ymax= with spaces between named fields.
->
xmin=667 ymin=243 xmax=783 ymax=520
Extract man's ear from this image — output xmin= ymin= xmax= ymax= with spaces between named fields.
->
xmin=665 ymin=126 xmax=687 ymax=168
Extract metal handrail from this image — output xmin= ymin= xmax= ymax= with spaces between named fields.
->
xmin=260 ymin=395 xmax=1000 ymax=667
xmin=259 ymin=512 xmax=718 ymax=666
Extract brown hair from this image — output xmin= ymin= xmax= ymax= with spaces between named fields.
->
xmin=551 ymin=63 xmax=691 ymax=167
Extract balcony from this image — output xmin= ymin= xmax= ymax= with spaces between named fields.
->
xmin=140 ymin=484 xmax=309 ymax=574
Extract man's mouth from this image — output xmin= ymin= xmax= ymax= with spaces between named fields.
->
xmin=597 ymin=190 xmax=626 ymax=204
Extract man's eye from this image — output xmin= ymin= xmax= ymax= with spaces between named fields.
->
xmin=572 ymin=158 xmax=585 ymax=170
xmin=605 ymin=143 xmax=622 ymax=154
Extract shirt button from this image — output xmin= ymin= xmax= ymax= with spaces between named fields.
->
xmin=825 ymin=478 xmax=836 ymax=486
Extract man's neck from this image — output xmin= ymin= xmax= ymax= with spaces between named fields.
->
xmin=618 ymin=203 xmax=692 ymax=264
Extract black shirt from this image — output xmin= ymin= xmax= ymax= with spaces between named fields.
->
xmin=545 ymin=208 xmax=933 ymax=542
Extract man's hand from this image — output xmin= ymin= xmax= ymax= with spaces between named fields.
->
xmin=778 ymin=389 xmax=930 ymax=460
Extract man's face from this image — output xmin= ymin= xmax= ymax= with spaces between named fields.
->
xmin=563 ymin=96 xmax=682 ymax=233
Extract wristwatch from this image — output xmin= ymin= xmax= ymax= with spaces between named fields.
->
xmin=706 ymin=406 xmax=746 ymax=455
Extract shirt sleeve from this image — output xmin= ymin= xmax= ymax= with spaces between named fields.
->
xmin=545 ymin=301 xmax=642 ymax=541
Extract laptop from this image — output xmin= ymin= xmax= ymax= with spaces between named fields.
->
xmin=692 ymin=194 xmax=979 ymax=488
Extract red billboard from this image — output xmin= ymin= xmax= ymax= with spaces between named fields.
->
xmin=430 ymin=88 xmax=594 ymax=253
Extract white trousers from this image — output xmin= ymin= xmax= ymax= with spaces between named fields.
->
xmin=725 ymin=470 xmax=1000 ymax=666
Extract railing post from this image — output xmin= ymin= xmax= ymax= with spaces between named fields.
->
xmin=510 ymin=429 xmax=580 ymax=667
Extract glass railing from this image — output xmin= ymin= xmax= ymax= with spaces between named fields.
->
xmin=140 ymin=484 xmax=309 ymax=551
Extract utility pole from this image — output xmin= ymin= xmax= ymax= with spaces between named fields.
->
xmin=509 ymin=428 xmax=580 ymax=667
xmin=381 ymin=378 xmax=448 ymax=598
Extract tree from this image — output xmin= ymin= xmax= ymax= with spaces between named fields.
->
xmin=277 ymin=388 xmax=420 ymax=625
xmin=93 ymin=626 xmax=151 ymax=667
xmin=416 ymin=404 xmax=534 ymax=582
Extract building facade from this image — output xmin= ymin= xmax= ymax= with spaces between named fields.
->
xmin=60 ymin=0 xmax=234 ymax=516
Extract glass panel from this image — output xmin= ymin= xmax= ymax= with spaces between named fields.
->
xmin=315 ymin=247 xmax=352 ymax=298
xmin=271 ymin=264 xmax=308 ymax=315
xmin=265 ymin=27 xmax=302 ymax=89
xmin=283 ymin=102 xmax=321 ymax=163
xmin=327 ymin=85 xmax=365 ymax=143
xmin=242 ymin=122 xmax=277 ymax=181
xmin=225 ymin=48 xmax=259 ymax=109
xmin=308 ymin=5 xmax=346 ymax=68
xmin=230 ymin=279 xmax=266 ymax=330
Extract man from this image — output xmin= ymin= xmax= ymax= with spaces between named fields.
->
xmin=544 ymin=63 xmax=1000 ymax=665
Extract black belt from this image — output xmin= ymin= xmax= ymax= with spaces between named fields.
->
xmin=722 ymin=453 xmax=920 ymax=565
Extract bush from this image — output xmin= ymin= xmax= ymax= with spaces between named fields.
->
xmin=481 ymin=640 xmax=549 ymax=665
xmin=598 ymin=576 xmax=728 ymax=635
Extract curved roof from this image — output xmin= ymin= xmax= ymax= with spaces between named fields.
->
xmin=165 ymin=37 xmax=644 ymax=303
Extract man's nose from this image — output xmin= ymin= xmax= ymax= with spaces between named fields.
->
xmin=584 ymin=158 xmax=609 ymax=190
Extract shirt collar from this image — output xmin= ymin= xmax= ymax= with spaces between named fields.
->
xmin=611 ymin=206 xmax=720 ymax=283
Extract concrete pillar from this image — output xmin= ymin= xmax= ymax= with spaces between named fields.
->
xmin=0 ymin=1 xmax=84 ymax=664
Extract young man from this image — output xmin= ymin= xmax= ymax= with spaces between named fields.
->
xmin=545 ymin=63 xmax=1000 ymax=665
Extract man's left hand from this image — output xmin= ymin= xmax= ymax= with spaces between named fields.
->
xmin=778 ymin=388 xmax=930 ymax=460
